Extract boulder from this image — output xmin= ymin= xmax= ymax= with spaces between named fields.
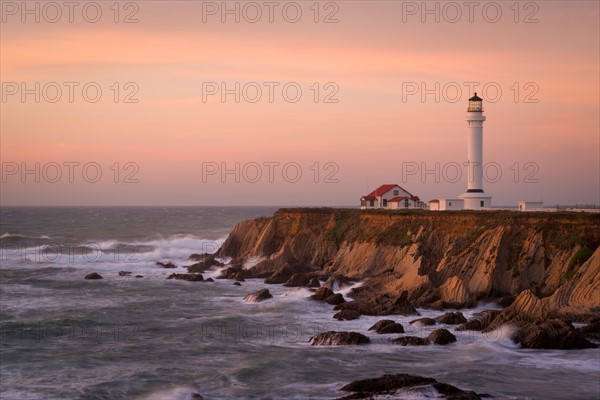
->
xmin=409 ymin=317 xmax=436 ymax=327
xmin=578 ymin=321 xmax=600 ymax=340
xmin=187 ymin=256 xmax=224 ymax=273
xmin=326 ymin=294 xmax=346 ymax=305
xmin=156 ymin=261 xmax=177 ymax=269
xmin=233 ymin=282 xmax=242 ymax=286
xmin=434 ymin=311 xmax=467 ymax=325
xmin=392 ymin=336 xmax=430 ymax=346
xmin=339 ymin=373 xmax=480 ymax=399
xmin=309 ymin=331 xmax=370 ymax=346
xmin=217 ymin=267 xmax=245 ymax=280
xmin=243 ymin=289 xmax=273 ymax=303
xmin=311 ymin=287 xmax=345 ymax=305
xmin=264 ymin=265 xmax=294 ymax=284
xmin=456 ymin=310 xmax=501 ymax=331
xmin=309 ymin=278 xmax=321 ymax=288
xmin=190 ymin=394 xmax=204 ymax=400
xmin=167 ymin=273 xmax=203 ymax=282
xmin=284 ymin=273 xmax=310 ymax=287
xmin=84 ymin=272 xmax=103 ymax=280
xmin=514 ymin=319 xmax=597 ymax=349
xmin=378 ymin=323 xmax=405 ymax=334
xmin=188 ymin=253 xmax=211 ymax=261
xmin=233 ymin=272 xmax=245 ymax=282
xmin=134 ymin=275 xmax=143 ymax=278
xmin=334 ymin=291 xmax=417 ymax=316
xmin=333 ymin=310 xmax=361 ymax=321
xmin=204 ymin=278 xmax=214 ymax=282
xmin=368 ymin=320 xmax=395 ymax=332
xmin=428 ymin=329 xmax=457 ymax=345
xmin=118 ymin=271 xmax=131 ymax=277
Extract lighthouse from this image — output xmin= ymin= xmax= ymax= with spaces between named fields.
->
xmin=459 ymin=93 xmax=492 ymax=209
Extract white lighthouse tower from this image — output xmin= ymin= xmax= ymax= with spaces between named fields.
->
xmin=459 ymin=93 xmax=492 ymax=209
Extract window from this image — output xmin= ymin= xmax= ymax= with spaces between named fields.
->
xmin=383 ymin=199 xmax=388 ymax=207
xmin=369 ymin=200 xmax=374 ymax=207
xmin=393 ymin=190 xmax=399 ymax=196
xmin=449 ymin=202 xmax=452 ymax=206
xmin=480 ymin=201 xmax=484 ymax=207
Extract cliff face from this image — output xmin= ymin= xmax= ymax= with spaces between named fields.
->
xmin=218 ymin=209 xmax=600 ymax=320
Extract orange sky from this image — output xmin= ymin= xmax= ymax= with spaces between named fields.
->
xmin=1 ymin=1 xmax=598 ymax=206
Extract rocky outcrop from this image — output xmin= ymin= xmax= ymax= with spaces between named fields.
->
xmin=409 ymin=317 xmax=436 ymax=327
xmin=243 ymin=289 xmax=273 ymax=303
xmin=118 ymin=271 xmax=131 ymax=277
xmin=84 ymin=272 xmax=103 ymax=280
xmin=187 ymin=255 xmax=224 ymax=273
xmin=283 ymin=273 xmax=310 ymax=287
xmin=457 ymin=310 xmax=500 ymax=331
xmin=156 ymin=261 xmax=177 ymax=269
xmin=333 ymin=291 xmax=418 ymax=317
xmin=338 ymin=373 xmax=481 ymax=400
xmin=333 ymin=310 xmax=360 ymax=321
xmin=435 ymin=311 xmax=467 ymax=325
xmin=428 ymin=329 xmax=457 ymax=345
xmin=392 ymin=336 xmax=430 ymax=346
xmin=367 ymin=319 xmax=405 ymax=334
xmin=309 ymin=331 xmax=370 ymax=346
xmin=311 ymin=287 xmax=346 ymax=305
xmin=513 ymin=319 xmax=597 ymax=349
xmin=216 ymin=208 xmax=599 ymax=320
xmin=167 ymin=273 xmax=203 ymax=282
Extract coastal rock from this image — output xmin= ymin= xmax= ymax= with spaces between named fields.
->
xmin=309 ymin=331 xmax=370 ymax=346
xmin=188 ymin=253 xmax=211 ymax=261
xmin=190 ymin=394 xmax=204 ymax=400
xmin=334 ymin=291 xmax=418 ymax=317
xmin=156 ymin=261 xmax=177 ymax=269
xmin=333 ymin=310 xmax=360 ymax=321
xmin=233 ymin=282 xmax=242 ymax=286
xmin=284 ymin=273 xmax=310 ymax=287
xmin=118 ymin=271 xmax=131 ymax=277
xmin=135 ymin=275 xmax=143 ymax=278
xmin=435 ymin=311 xmax=468 ymax=325
xmin=457 ymin=310 xmax=501 ymax=331
xmin=309 ymin=278 xmax=321 ymax=288
xmin=311 ymin=287 xmax=346 ymax=305
xmin=409 ymin=317 xmax=436 ymax=327
xmin=338 ymin=373 xmax=481 ymax=400
xmin=513 ymin=319 xmax=597 ymax=349
xmin=578 ymin=321 xmax=600 ymax=340
xmin=187 ymin=256 xmax=224 ymax=273
xmin=264 ymin=265 xmax=295 ymax=284
xmin=204 ymin=277 xmax=214 ymax=282
xmin=484 ymin=289 xmax=547 ymax=332
xmin=243 ymin=289 xmax=273 ymax=303
xmin=84 ymin=272 xmax=103 ymax=280
xmin=217 ymin=267 xmax=245 ymax=280
xmin=378 ymin=323 xmax=405 ymax=334
xmin=368 ymin=320 xmax=395 ymax=332
xmin=392 ymin=336 xmax=430 ymax=346
xmin=322 ymin=274 xmax=354 ymax=291
xmin=233 ymin=272 xmax=245 ymax=282
xmin=326 ymin=294 xmax=346 ymax=305
xmin=167 ymin=273 xmax=204 ymax=282
xmin=428 ymin=329 xmax=457 ymax=345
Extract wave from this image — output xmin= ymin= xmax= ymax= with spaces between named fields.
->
xmin=0 ymin=232 xmax=53 ymax=240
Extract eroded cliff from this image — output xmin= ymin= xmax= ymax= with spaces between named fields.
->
xmin=217 ymin=208 xmax=600 ymax=322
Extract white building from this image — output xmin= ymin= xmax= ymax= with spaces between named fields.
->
xmin=519 ymin=201 xmax=544 ymax=211
xmin=429 ymin=198 xmax=464 ymax=211
xmin=360 ymin=184 xmax=424 ymax=209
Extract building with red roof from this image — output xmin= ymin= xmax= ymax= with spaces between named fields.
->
xmin=360 ymin=184 xmax=425 ymax=210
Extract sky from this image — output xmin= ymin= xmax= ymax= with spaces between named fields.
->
xmin=1 ymin=0 xmax=599 ymax=206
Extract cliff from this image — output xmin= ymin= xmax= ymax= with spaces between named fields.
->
xmin=218 ymin=208 xmax=600 ymax=322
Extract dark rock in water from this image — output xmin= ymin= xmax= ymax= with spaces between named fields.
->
xmin=156 ymin=261 xmax=177 ymax=269
xmin=84 ymin=272 xmax=103 ymax=280
xmin=311 ymin=287 xmax=345 ymax=305
xmin=309 ymin=278 xmax=321 ymax=288
xmin=204 ymin=278 xmax=214 ymax=282
xmin=428 ymin=329 xmax=457 ymax=345
xmin=187 ymin=256 xmax=224 ymax=273
xmin=378 ymin=323 xmax=405 ymax=334
xmin=243 ymin=288 xmax=273 ymax=303
xmin=233 ymin=272 xmax=245 ymax=282
xmin=167 ymin=273 xmax=203 ymax=282
xmin=190 ymin=394 xmax=204 ymax=400
xmin=135 ymin=275 xmax=143 ymax=278
xmin=264 ymin=265 xmax=294 ymax=284
xmin=514 ymin=319 xmax=597 ymax=349
xmin=392 ymin=336 xmax=430 ymax=346
xmin=333 ymin=310 xmax=361 ymax=321
xmin=497 ymin=295 xmax=516 ymax=308
xmin=217 ymin=267 xmax=244 ymax=280
xmin=118 ymin=271 xmax=131 ymax=277
xmin=409 ymin=317 xmax=436 ymax=326
xmin=338 ymin=373 xmax=481 ymax=400
xmin=284 ymin=273 xmax=310 ymax=287
xmin=578 ymin=321 xmax=600 ymax=340
xmin=309 ymin=331 xmax=370 ymax=346
xmin=188 ymin=253 xmax=211 ymax=261
xmin=334 ymin=291 xmax=418 ymax=316
xmin=322 ymin=274 xmax=353 ymax=290
xmin=368 ymin=320 xmax=395 ymax=332
xmin=233 ymin=281 xmax=242 ymax=286
xmin=435 ymin=311 xmax=467 ymax=325
xmin=457 ymin=310 xmax=501 ymax=331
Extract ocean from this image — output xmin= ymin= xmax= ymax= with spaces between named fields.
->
xmin=1 ymin=206 xmax=598 ymax=400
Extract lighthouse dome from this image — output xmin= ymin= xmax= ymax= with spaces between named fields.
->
xmin=468 ymin=93 xmax=483 ymax=112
